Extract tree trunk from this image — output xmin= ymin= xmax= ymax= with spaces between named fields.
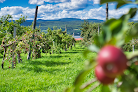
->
xmin=98 ymin=24 xmax=100 ymax=35
xmin=65 ymin=42 xmax=67 ymax=51
xmin=1 ymin=42 xmax=14 ymax=69
xmin=65 ymin=25 xmax=67 ymax=31
xmin=12 ymin=27 xmax=16 ymax=68
xmin=106 ymin=3 xmax=108 ymax=20
xmin=71 ymin=45 xmax=72 ymax=50
xmin=1 ymin=47 xmax=6 ymax=69
xmin=17 ymin=52 xmax=22 ymax=63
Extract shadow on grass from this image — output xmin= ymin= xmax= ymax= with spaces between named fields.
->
xmin=61 ymin=50 xmax=85 ymax=54
xmin=49 ymin=55 xmax=68 ymax=58
xmin=20 ymin=65 xmax=63 ymax=73
xmin=72 ymin=49 xmax=85 ymax=52
xmin=41 ymin=55 xmax=69 ymax=58
xmin=29 ymin=60 xmax=71 ymax=67
xmin=21 ymin=65 xmax=71 ymax=74
xmin=20 ymin=60 xmax=72 ymax=73
xmin=61 ymin=52 xmax=79 ymax=54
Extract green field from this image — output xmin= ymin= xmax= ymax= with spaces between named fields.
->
xmin=0 ymin=46 xmax=100 ymax=92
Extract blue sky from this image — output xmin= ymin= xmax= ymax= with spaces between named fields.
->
xmin=0 ymin=0 xmax=138 ymax=20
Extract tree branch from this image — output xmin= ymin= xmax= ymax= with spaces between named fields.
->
xmin=80 ymin=78 xmax=97 ymax=89
xmin=87 ymin=82 xmax=100 ymax=92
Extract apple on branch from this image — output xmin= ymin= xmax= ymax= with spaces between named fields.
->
xmin=97 ymin=45 xmax=128 ymax=78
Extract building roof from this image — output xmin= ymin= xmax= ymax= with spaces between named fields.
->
xmin=75 ymin=38 xmax=83 ymax=41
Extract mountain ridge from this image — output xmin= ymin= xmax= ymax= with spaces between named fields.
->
xmin=27 ymin=18 xmax=104 ymax=22
xmin=20 ymin=18 xmax=137 ymax=36
xmin=20 ymin=18 xmax=104 ymax=36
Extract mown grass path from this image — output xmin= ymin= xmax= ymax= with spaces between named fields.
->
xmin=0 ymin=46 xmax=100 ymax=92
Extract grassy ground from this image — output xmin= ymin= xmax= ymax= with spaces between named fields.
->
xmin=0 ymin=45 xmax=100 ymax=92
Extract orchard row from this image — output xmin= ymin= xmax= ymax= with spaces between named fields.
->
xmin=0 ymin=15 xmax=75 ymax=69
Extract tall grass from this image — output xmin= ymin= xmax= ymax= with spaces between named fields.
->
xmin=0 ymin=45 xmax=100 ymax=92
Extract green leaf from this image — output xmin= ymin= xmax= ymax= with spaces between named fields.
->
xmin=88 ymin=45 xmax=100 ymax=53
xmin=127 ymin=23 xmax=138 ymax=39
xmin=102 ymin=17 xmax=128 ymax=47
xmin=116 ymin=2 xmax=127 ymax=9
xmin=100 ymin=0 xmax=133 ymax=8
xmin=133 ymin=23 xmax=138 ymax=36
xmin=100 ymin=0 xmax=120 ymax=4
xmin=93 ymin=35 xmax=104 ymax=48
xmin=100 ymin=85 xmax=111 ymax=92
xmin=128 ymin=8 xmax=138 ymax=18
xmin=126 ymin=51 xmax=138 ymax=61
xmin=100 ymin=0 xmax=131 ymax=5
xmin=80 ymin=78 xmax=97 ymax=90
xmin=93 ymin=8 xmax=137 ymax=48
xmin=136 ymin=0 xmax=138 ymax=3
xmin=74 ymin=70 xmax=92 ymax=92
xmin=83 ymin=50 xmax=91 ymax=58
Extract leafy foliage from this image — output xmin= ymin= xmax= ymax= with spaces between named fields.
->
xmin=0 ymin=15 xmax=75 ymax=68
xmin=100 ymin=0 xmax=138 ymax=9
xmin=80 ymin=21 xmax=102 ymax=46
xmin=64 ymin=0 xmax=138 ymax=92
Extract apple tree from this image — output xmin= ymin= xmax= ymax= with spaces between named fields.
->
xmin=80 ymin=21 xmax=102 ymax=47
xmin=0 ymin=15 xmax=27 ymax=69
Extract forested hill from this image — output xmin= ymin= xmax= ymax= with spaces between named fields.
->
xmin=21 ymin=18 xmax=104 ymax=35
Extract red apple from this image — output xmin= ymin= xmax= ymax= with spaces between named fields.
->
xmin=95 ymin=65 xmax=115 ymax=85
xmin=97 ymin=45 xmax=127 ymax=77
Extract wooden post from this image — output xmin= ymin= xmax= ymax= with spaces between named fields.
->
xmin=27 ymin=6 xmax=38 ymax=60
xmin=65 ymin=42 xmax=67 ymax=51
xmin=1 ymin=47 xmax=6 ymax=69
xmin=106 ymin=3 xmax=108 ymax=20
xmin=53 ymin=41 xmax=55 ymax=47
xmin=17 ymin=53 xmax=20 ymax=63
xmin=132 ymin=39 xmax=135 ymax=53
xmin=52 ymin=41 xmax=55 ymax=54
xmin=132 ymin=45 xmax=135 ymax=53
xmin=13 ymin=27 xmax=16 ymax=38
xmin=12 ymin=27 xmax=16 ymax=68
xmin=73 ymin=32 xmax=74 ymax=37
xmin=32 ymin=6 xmax=38 ymax=30
xmin=98 ymin=24 xmax=100 ymax=35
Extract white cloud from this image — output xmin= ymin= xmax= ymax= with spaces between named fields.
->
xmin=29 ymin=0 xmax=70 ymax=5
xmin=57 ymin=0 xmax=88 ymax=11
xmin=31 ymin=0 xmax=89 ymax=14
xmin=0 ymin=0 xmax=5 ymax=3
xmin=0 ymin=5 xmax=137 ymax=21
xmin=0 ymin=6 xmax=23 ymax=15
xmin=38 ymin=4 xmax=60 ymax=13
xmin=29 ymin=0 xmax=89 ymax=11
xmin=0 ymin=6 xmax=35 ymax=20
xmin=38 ymin=7 xmax=132 ymax=20
xmin=29 ymin=0 xmax=45 ymax=5
xmin=92 ymin=0 xmax=116 ymax=5
xmin=93 ymin=0 xmax=100 ymax=4
xmin=109 ymin=3 xmax=115 ymax=5
xmin=109 ymin=8 xmax=129 ymax=19
xmin=85 ymin=7 xmax=105 ymax=20
xmin=0 ymin=0 xmax=137 ymax=21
